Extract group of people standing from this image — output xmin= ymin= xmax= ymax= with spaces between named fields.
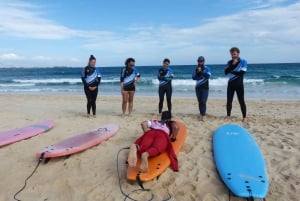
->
xmin=81 ymin=46 xmax=248 ymax=122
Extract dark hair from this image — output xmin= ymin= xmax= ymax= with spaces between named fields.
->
xmin=163 ymin=58 xmax=170 ymax=64
xmin=89 ymin=55 xmax=96 ymax=61
xmin=125 ymin=58 xmax=135 ymax=67
xmin=230 ymin=47 xmax=240 ymax=53
xmin=161 ymin=111 xmax=172 ymax=121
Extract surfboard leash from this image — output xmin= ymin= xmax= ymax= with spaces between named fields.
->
xmin=13 ymin=152 xmax=45 ymax=201
xmin=117 ymin=147 xmax=173 ymax=201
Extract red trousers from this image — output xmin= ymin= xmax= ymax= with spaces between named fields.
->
xmin=134 ymin=129 xmax=179 ymax=171
xmin=135 ymin=129 xmax=169 ymax=157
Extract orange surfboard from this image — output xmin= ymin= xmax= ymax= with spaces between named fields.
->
xmin=127 ymin=121 xmax=187 ymax=182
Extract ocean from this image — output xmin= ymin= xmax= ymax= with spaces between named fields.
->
xmin=0 ymin=63 xmax=299 ymax=99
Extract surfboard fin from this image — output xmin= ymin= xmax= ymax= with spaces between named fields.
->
xmin=246 ymin=197 xmax=254 ymax=201
xmin=43 ymin=158 xmax=51 ymax=164
xmin=136 ymin=174 xmax=145 ymax=190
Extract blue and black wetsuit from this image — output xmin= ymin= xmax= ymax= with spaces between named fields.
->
xmin=81 ymin=66 xmax=101 ymax=115
xmin=225 ymin=58 xmax=247 ymax=118
xmin=192 ymin=65 xmax=211 ymax=116
xmin=120 ymin=66 xmax=140 ymax=91
xmin=157 ymin=67 xmax=173 ymax=114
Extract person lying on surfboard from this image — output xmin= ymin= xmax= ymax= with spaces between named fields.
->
xmin=127 ymin=111 xmax=179 ymax=172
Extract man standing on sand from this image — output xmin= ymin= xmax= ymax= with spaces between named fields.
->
xmin=225 ymin=47 xmax=247 ymax=122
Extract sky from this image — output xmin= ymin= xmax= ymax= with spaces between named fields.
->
xmin=0 ymin=0 xmax=299 ymax=67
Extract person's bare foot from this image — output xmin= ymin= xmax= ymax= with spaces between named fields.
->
xmin=242 ymin=117 xmax=247 ymax=122
xmin=225 ymin=116 xmax=231 ymax=121
xmin=140 ymin=152 xmax=149 ymax=172
xmin=127 ymin=144 xmax=138 ymax=168
xmin=87 ymin=114 xmax=92 ymax=118
xmin=200 ymin=115 xmax=205 ymax=121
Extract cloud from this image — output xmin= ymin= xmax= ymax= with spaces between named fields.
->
xmin=81 ymin=2 xmax=300 ymax=64
xmin=0 ymin=0 xmax=299 ymax=66
xmin=0 ymin=0 xmax=78 ymax=39
xmin=0 ymin=53 xmax=24 ymax=60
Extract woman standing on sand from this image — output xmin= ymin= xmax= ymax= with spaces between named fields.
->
xmin=192 ymin=56 xmax=211 ymax=121
xmin=157 ymin=58 xmax=174 ymax=115
xmin=81 ymin=55 xmax=101 ymax=118
xmin=120 ymin=58 xmax=140 ymax=116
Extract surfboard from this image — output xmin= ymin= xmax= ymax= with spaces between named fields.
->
xmin=127 ymin=121 xmax=187 ymax=182
xmin=0 ymin=120 xmax=54 ymax=147
xmin=213 ymin=124 xmax=269 ymax=199
xmin=36 ymin=123 xmax=119 ymax=158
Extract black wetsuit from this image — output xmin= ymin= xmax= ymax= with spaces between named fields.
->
xmin=225 ymin=58 xmax=247 ymax=118
xmin=192 ymin=65 xmax=211 ymax=116
xmin=157 ymin=67 xmax=173 ymax=114
xmin=81 ymin=66 xmax=101 ymax=115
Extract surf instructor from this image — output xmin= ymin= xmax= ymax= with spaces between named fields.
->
xmin=81 ymin=55 xmax=101 ymax=118
xmin=225 ymin=47 xmax=247 ymax=122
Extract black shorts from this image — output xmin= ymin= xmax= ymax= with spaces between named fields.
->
xmin=123 ymin=84 xmax=135 ymax=91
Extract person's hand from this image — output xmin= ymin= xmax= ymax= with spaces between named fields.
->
xmin=197 ymin=67 xmax=202 ymax=73
xmin=89 ymin=86 xmax=97 ymax=91
xmin=169 ymin=134 xmax=177 ymax=142
xmin=232 ymin=58 xmax=238 ymax=65
xmin=120 ymin=83 xmax=124 ymax=92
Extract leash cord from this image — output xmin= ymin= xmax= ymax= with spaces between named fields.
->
xmin=13 ymin=153 xmax=45 ymax=201
xmin=116 ymin=147 xmax=154 ymax=201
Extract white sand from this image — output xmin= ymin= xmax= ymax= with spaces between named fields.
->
xmin=0 ymin=94 xmax=299 ymax=201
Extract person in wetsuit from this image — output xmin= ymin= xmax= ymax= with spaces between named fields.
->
xmin=120 ymin=58 xmax=140 ymax=116
xmin=81 ymin=55 xmax=101 ymax=118
xmin=157 ymin=58 xmax=174 ymax=115
xmin=224 ymin=47 xmax=247 ymax=122
xmin=127 ymin=111 xmax=179 ymax=172
xmin=192 ymin=56 xmax=212 ymax=121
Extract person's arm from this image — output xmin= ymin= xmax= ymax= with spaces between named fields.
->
xmin=230 ymin=71 xmax=245 ymax=76
xmin=230 ymin=59 xmax=247 ymax=76
xmin=202 ymin=66 xmax=211 ymax=79
xmin=192 ymin=68 xmax=202 ymax=80
xmin=170 ymin=121 xmax=179 ymax=141
xmin=135 ymin=67 xmax=141 ymax=81
xmin=96 ymin=68 xmax=101 ymax=86
xmin=120 ymin=68 xmax=125 ymax=90
xmin=224 ymin=62 xmax=233 ymax=75
xmin=168 ymin=68 xmax=174 ymax=79
xmin=81 ymin=68 xmax=89 ymax=87
xmin=141 ymin=121 xmax=150 ymax=133
xmin=158 ymin=68 xmax=165 ymax=81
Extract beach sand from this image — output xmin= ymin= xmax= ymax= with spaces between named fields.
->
xmin=0 ymin=94 xmax=299 ymax=201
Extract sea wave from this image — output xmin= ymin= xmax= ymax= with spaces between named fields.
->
xmin=151 ymin=78 xmax=264 ymax=86
xmin=13 ymin=78 xmax=80 ymax=84
xmin=12 ymin=78 xmax=120 ymax=85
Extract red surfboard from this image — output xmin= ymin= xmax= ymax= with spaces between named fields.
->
xmin=0 ymin=120 xmax=54 ymax=147
xmin=36 ymin=123 xmax=119 ymax=158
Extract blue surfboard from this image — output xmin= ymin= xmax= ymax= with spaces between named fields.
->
xmin=213 ymin=124 xmax=269 ymax=199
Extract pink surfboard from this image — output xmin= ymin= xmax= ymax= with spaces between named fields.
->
xmin=36 ymin=123 xmax=119 ymax=158
xmin=0 ymin=120 xmax=54 ymax=147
